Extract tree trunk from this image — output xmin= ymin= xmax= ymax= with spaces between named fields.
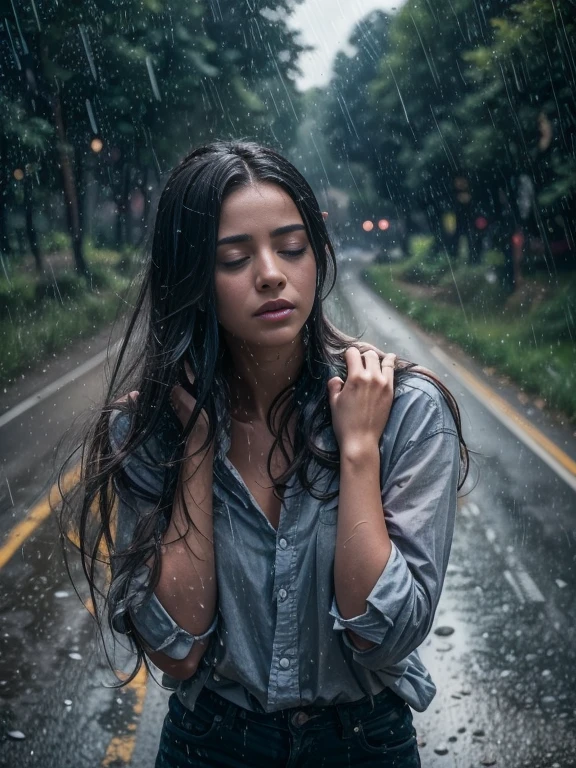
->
xmin=23 ymin=175 xmax=43 ymax=273
xmin=454 ymin=202 xmax=476 ymax=263
xmin=75 ymin=146 xmax=85 ymax=244
xmin=135 ymin=166 xmax=152 ymax=247
xmin=114 ymin=162 xmax=131 ymax=249
xmin=0 ymin=133 xmax=11 ymax=259
xmin=426 ymin=200 xmax=453 ymax=258
xmin=491 ymin=184 xmax=517 ymax=294
xmin=53 ymin=93 xmax=88 ymax=278
xmin=0 ymin=199 xmax=9 ymax=261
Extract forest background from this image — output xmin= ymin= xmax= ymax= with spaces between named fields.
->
xmin=0 ymin=0 xmax=574 ymax=419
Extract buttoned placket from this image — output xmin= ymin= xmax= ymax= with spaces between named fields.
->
xmin=217 ymin=449 xmax=303 ymax=709
xmin=267 ymin=489 xmax=302 ymax=710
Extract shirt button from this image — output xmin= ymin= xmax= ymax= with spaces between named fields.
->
xmin=279 ymin=657 xmax=290 ymax=669
xmin=278 ymin=588 xmax=287 ymax=601
xmin=278 ymin=538 xmax=288 ymax=549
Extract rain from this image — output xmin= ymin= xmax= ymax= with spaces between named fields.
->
xmin=0 ymin=0 xmax=575 ymax=766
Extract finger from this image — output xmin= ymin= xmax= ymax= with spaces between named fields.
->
xmin=362 ymin=349 xmax=382 ymax=374
xmin=327 ymin=376 xmax=344 ymax=400
xmin=356 ymin=341 xmax=383 ymax=358
xmin=344 ymin=346 xmax=364 ymax=377
xmin=379 ymin=353 xmax=397 ymax=375
xmin=183 ymin=360 xmax=196 ymax=383
xmin=112 ymin=390 xmax=139 ymax=407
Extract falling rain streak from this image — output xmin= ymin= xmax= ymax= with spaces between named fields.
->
xmin=85 ymin=99 xmax=98 ymax=135
xmin=78 ymin=24 xmax=97 ymax=82
xmin=145 ymin=55 xmax=162 ymax=101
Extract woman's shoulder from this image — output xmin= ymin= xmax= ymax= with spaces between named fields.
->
xmin=390 ymin=369 xmax=459 ymax=440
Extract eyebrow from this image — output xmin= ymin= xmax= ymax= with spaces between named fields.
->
xmin=216 ymin=223 xmax=306 ymax=247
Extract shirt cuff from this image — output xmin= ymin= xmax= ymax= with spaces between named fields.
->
xmin=111 ymin=565 xmax=218 ymax=660
xmin=329 ymin=542 xmax=411 ymax=645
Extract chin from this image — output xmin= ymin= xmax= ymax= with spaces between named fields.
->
xmin=228 ymin=328 xmax=301 ymax=349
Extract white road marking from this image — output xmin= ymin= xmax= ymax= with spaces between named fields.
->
xmin=0 ymin=343 xmax=119 ymax=429
xmin=466 ymin=500 xmax=546 ymax=605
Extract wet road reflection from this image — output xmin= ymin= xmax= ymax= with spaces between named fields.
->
xmin=0 ymin=252 xmax=575 ymax=767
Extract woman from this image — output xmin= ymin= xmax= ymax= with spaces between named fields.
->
xmin=61 ymin=140 xmax=469 ymax=767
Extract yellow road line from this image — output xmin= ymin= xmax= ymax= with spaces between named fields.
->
xmin=0 ymin=466 xmax=80 ymax=570
xmin=0 ymin=466 xmax=150 ymax=765
xmin=101 ymin=667 xmax=148 ymax=767
xmin=431 ymin=345 xmax=576 ymax=488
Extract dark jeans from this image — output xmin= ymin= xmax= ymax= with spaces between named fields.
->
xmin=155 ymin=685 xmax=421 ymax=767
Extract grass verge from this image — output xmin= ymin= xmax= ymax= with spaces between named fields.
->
xmin=364 ymin=255 xmax=576 ymax=424
xmin=0 ymin=248 xmax=136 ymax=387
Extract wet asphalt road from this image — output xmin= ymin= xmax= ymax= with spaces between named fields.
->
xmin=1 ymin=254 xmax=575 ymax=767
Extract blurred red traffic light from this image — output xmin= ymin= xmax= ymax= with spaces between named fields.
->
xmin=512 ymin=232 xmax=524 ymax=247
xmin=362 ymin=220 xmax=374 ymax=232
xmin=475 ymin=216 xmax=488 ymax=230
xmin=377 ymin=219 xmax=390 ymax=231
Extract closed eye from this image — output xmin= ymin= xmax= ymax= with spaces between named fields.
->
xmin=221 ymin=246 xmax=307 ymax=269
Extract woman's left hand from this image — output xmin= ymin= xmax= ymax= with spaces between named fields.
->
xmin=327 ymin=348 xmax=397 ymax=454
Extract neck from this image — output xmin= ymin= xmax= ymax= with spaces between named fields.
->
xmin=223 ymin=334 xmax=305 ymax=424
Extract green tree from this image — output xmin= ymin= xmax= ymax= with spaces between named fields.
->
xmin=323 ymin=11 xmax=394 ymax=206
xmin=1 ymin=0 xmax=307 ymax=266
xmin=460 ymin=0 xmax=576 ymax=274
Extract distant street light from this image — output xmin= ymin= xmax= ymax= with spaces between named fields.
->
xmin=377 ymin=219 xmax=390 ymax=231
xmin=90 ymin=137 xmax=104 ymax=153
xmin=13 ymin=168 xmax=24 ymax=180
xmin=362 ymin=220 xmax=374 ymax=232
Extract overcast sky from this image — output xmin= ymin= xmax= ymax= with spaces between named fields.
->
xmin=288 ymin=0 xmax=403 ymax=91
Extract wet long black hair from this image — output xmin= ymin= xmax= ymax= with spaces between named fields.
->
xmin=58 ymin=140 xmax=470 ymax=684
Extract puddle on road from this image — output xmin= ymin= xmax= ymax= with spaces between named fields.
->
xmin=413 ymin=491 xmax=576 ymax=767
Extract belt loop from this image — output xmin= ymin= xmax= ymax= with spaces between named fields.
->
xmin=367 ymin=691 xmax=376 ymax=714
xmin=334 ymin=703 xmax=355 ymax=740
xmin=220 ymin=701 xmax=238 ymax=731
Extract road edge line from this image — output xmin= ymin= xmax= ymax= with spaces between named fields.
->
xmin=430 ymin=345 xmax=576 ymax=492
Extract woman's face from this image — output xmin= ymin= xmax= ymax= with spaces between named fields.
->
xmin=214 ymin=182 xmax=317 ymax=349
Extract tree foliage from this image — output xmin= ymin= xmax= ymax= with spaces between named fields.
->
xmin=0 ymin=0 xmax=306 ymax=270
xmin=321 ymin=0 xmax=575 ymax=278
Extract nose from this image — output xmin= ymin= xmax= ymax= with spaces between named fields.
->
xmin=254 ymin=250 xmax=287 ymax=291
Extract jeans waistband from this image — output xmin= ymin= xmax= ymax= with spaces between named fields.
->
xmin=193 ymin=684 xmax=405 ymax=733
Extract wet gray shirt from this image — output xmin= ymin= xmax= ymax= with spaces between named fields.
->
xmin=109 ymin=373 xmax=460 ymax=714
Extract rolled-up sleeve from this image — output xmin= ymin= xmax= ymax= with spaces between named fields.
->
xmin=330 ymin=427 xmax=460 ymax=668
xmin=108 ymin=409 xmax=218 ymax=660
xmin=110 ymin=563 xmax=218 ymax=660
